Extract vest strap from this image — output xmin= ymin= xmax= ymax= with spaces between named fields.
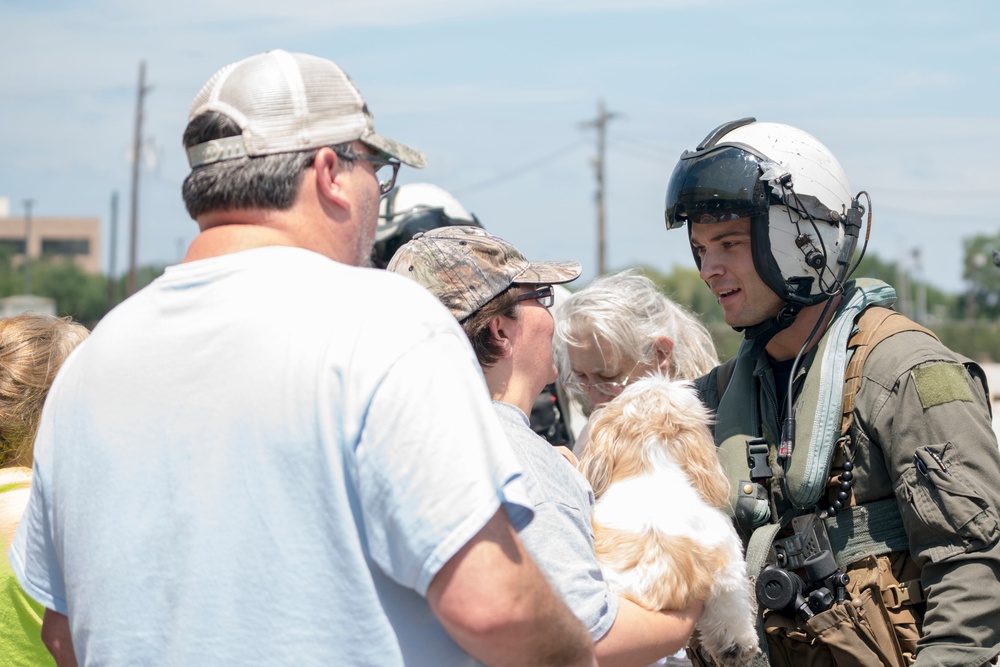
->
xmin=842 ymin=308 xmax=938 ymax=434
xmin=824 ymin=498 xmax=909 ymax=569
xmin=880 ymin=578 xmax=924 ymax=609
xmin=746 ymin=518 xmax=789 ymax=667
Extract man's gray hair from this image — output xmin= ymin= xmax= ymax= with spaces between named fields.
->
xmin=181 ymin=111 xmax=353 ymax=220
xmin=554 ymin=270 xmax=719 ymax=383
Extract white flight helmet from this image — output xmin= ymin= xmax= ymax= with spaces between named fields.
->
xmin=372 ymin=183 xmax=480 ymax=268
xmin=665 ymin=118 xmax=863 ymax=312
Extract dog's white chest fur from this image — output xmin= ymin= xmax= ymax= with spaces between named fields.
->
xmin=593 ymin=455 xmax=736 ymax=547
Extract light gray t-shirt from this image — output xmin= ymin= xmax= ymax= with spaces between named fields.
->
xmin=11 ymin=247 xmax=532 ymax=666
xmin=492 ymin=400 xmax=619 ymax=642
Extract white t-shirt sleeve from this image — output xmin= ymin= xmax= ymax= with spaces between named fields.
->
xmin=353 ymin=329 xmax=531 ymax=596
xmin=9 ymin=419 xmax=67 ymax=614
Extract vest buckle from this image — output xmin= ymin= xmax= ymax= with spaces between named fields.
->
xmin=746 ymin=438 xmax=773 ymax=482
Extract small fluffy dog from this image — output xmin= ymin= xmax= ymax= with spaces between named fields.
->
xmin=579 ymin=375 xmax=759 ymax=667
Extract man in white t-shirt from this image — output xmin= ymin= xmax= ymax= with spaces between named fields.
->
xmin=9 ymin=50 xmax=595 ymax=667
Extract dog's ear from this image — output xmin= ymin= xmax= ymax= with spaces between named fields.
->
xmin=579 ymin=413 xmax=618 ymax=500
xmin=672 ymin=422 xmax=730 ymax=508
xmin=657 ymin=384 xmax=730 ymax=508
xmin=578 ymin=400 xmax=636 ymax=499
xmin=638 ymin=380 xmax=729 ymax=508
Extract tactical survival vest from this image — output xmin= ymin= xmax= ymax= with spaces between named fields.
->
xmin=699 ymin=280 xmax=975 ymax=667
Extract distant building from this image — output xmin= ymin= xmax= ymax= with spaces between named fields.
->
xmin=0 ymin=196 xmax=101 ymax=274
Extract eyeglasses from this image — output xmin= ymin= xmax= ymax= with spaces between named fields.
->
xmin=515 ymin=285 xmax=555 ymax=308
xmin=334 ymin=149 xmax=401 ymax=195
xmin=564 ymin=360 xmax=642 ymax=398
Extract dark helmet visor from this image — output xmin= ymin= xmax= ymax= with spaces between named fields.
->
xmin=664 ymin=145 xmax=770 ymax=230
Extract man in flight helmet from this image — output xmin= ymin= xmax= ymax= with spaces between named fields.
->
xmin=665 ymin=118 xmax=1000 ymax=667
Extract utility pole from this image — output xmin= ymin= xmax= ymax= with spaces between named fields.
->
xmin=126 ymin=60 xmax=149 ymax=298
xmin=107 ymin=191 xmax=119 ymax=310
xmin=581 ymin=99 xmax=619 ymax=276
xmin=896 ymin=247 xmax=912 ymax=319
xmin=22 ymin=198 xmax=34 ymax=295
xmin=913 ymin=247 xmax=927 ymax=324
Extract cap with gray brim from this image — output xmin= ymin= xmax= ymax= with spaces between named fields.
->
xmin=386 ymin=226 xmax=581 ymax=322
xmin=185 ymin=49 xmax=426 ymax=169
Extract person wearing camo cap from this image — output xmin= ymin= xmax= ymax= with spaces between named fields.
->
xmin=388 ymin=226 xmax=703 ymax=666
xmin=9 ymin=50 xmax=596 ymax=666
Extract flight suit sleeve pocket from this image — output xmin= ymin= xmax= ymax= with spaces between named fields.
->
xmin=893 ymin=443 xmax=1000 ymax=563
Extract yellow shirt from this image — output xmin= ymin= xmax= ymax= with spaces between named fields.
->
xmin=1 ymin=467 xmax=55 ymax=666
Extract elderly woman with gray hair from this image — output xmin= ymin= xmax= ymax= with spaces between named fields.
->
xmin=555 ymin=270 xmax=719 ymax=453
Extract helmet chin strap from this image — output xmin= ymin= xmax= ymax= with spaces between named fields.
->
xmin=736 ymin=276 xmax=818 ymax=342
xmin=735 ymin=301 xmax=802 ymax=342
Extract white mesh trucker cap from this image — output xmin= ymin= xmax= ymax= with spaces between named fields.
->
xmin=186 ymin=49 xmax=426 ymax=169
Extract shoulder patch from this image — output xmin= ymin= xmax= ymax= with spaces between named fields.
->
xmin=912 ymin=362 xmax=975 ymax=409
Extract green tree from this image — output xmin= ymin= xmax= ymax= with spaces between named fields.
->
xmin=31 ymin=259 xmax=109 ymax=327
xmin=853 ymin=252 xmax=897 ymax=286
xmin=961 ymin=232 xmax=1000 ymax=319
xmin=854 ymin=251 xmax=957 ymax=321
xmin=0 ymin=254 xmax=167 ymax=329
xmin=0 ymin=256 xmax=108 ymax=327
xmin=107 ymin=265 xmax=167 ymax=309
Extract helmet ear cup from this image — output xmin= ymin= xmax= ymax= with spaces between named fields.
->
xmin=750 ymin=212 xmax=796 ymax=301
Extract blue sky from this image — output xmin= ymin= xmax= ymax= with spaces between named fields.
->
xmin=2 ymin=0 xmax=998 ymax=293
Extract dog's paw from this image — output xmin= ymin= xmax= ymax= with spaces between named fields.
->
xmin=712 ymin=642 xmax=761 ymax=667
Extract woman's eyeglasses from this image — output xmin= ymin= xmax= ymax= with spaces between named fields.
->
xmin=564 ymin=360 xmax=642 ymax=398
xmin=515 ymin=285 xmax=555 ymax=308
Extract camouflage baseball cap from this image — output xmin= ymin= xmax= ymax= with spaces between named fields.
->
xmin=386 ymin=226 xmax=581 ymax=321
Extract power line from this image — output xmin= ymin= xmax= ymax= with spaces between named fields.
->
xmin=0 ymin=86 xmax=136 ymax=103
xmin=612 ymin=131 xmax=677 ymax=154
xmin=452 ymin=140 xmax=587 ymax=195
xmin=607 ymin=140 xmax=670 ymax=166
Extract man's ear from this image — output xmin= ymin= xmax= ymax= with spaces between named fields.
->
xmin=313 ymin=147 xmax=351 ymax=211
xmin=653 ymin=335 xmax=674 ymax=374
xmin=489 ymin=316 xmax=513 ymax=358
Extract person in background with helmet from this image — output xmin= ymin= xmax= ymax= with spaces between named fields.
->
xmin=375 ymin=182 xmax=578 ymax=449
xmin=664 ymin=117 xmax=1000 ymax=667
xmin=371 ymin=182 xmax=483 ymax=269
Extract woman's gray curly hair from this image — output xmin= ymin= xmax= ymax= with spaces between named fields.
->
xmin=554 ymin=270 xmax=718 ymax=386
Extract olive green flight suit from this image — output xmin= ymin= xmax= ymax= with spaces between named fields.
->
xmin=695 ymin=283 xmax=1000 ymax=667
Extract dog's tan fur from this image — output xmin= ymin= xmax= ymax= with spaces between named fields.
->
xmin=593 ymin=529 xmax=725 ymax=611
xmin=581 ymin=379 xmax=728 ymax=508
